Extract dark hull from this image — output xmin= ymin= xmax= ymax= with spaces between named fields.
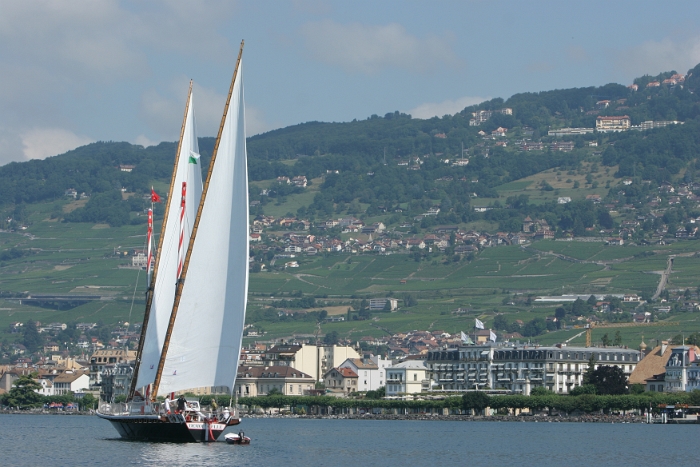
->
xmin=98 ymin=414 xmax=236 ymax=443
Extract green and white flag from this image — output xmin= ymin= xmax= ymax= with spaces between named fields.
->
xmin=189 ymin=150 xmax=200 ymax=164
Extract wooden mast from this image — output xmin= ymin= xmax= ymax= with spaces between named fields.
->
xmin=151 ymin=41 xmax=244 ymax=400
xmin=127 ymin=81 xmax=194 ymax=401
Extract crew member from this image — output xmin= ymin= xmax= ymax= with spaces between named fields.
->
xmin=177 ymin=395 xmax=186 ymax=413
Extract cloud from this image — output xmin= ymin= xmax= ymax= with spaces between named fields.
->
xmin=133 ymin=135 xmax=159 ymax=148
xmin=567 ymin=46 xmax=591 ymax=63
xmin=245 ymin=106 xmax=278 ymax=136
xmin=300 ymin=20 xmax=460 ymax=73
xmin=408 ymin=96 xmax=487 ymax=119
xmin=0 ymin=1 xmax=237 ymax=165
xmin=292 ymin=0 xmax=332 ymax=15
xmin=20 ymin=128 xmax=93 ymax=161
xmin=525 ymin=61 xmax=555 ymax=74
xmin=617 ymin=36 xmax=700 ymax=77
xmin=139 ymin=79 xmax=276 ymax=142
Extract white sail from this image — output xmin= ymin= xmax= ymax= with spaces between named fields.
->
xmin=134 ymin=88 xmax=203 ymax=390
xmin=158 ymin=61 xmax=248 ymax=396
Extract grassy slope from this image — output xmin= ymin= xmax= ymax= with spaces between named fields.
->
xmin=2 ymin=179 xmax=700 ymax=349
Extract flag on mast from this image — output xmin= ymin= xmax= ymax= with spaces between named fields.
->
xmin=489 ymin=329 xmax=497 ymax=342
xmin=460 ymin=331 xmax=473 ymax=344
xmin=151 ymin=187 xmax=162 ymax=203
xmin=475 ymin=318 xmax=485 ymax=330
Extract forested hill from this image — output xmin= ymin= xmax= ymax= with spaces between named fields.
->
xmin=3 ymin=63 xmax=700 ymax=213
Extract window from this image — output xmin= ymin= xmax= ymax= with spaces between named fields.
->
xmin=414 ymin=373 xmax=417 ymax=381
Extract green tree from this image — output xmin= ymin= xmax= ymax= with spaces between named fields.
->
xmin=583 ymin=354 xmax=597 ymax=385
xmin=366 ymin=386 xmax=385 ymax=399
xmin=462 ymin=391 xmax=491 ymax=415
xmin=493 ymin=315 xmax=509 ymax=331
xmin=613 ymin=330 xmax=622 ymax=346
xmin=530 ymin=387 xmax=554 ymax=396
xmin=4 ymin=374 xmax=44 ymax=409
xmin=402 ymin=293 xmax=417 ymax=307
xmin=22 ymin=320 xmax=42 ymax=353
xmin=570 ymin=384 xmax=596 ymax=396
xmin=323 ymin=331 xmax=339 ymax=345
xmin=588 ymin=365 xmax=627 ymax=395
xmin=601 ymin=333 xmax=611 ymax=347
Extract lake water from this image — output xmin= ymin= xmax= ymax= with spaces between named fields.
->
xmin=0 ymin=414 xmax=697 ymax=466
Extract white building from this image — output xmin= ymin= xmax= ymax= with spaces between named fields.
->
xmin=235 ymin=365 xmax=315 ymax=397
xmin=52 ymin=370 xmax=90 ymax=396
xmin=262 ymin=344 xmax=361 ymax=382
xmin=385 ymin=360 xmax=428 ymax=396
xmin=596 ymin=115 xmax=631 ymax=132
xmin=338 ymin=355 xmax=391 ymax=392
xmin=369 ymin=298 xmax=398 ymax=311
xmin=664 ymin=346 xmax=698 ymax=393
xmin=426 ymin=344 xmax=640 ymax=395
xmin=89 ymin=349 xmax=136 ymax=387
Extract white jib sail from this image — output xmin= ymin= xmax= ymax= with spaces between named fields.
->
xmin=158 ymin=62 xmax=248 ymax=396
xmin=134 ymin=89 xmax=203 ymax=391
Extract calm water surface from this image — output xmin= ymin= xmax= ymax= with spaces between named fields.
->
xmin=0 ymin=414 xmax=697 ymax=466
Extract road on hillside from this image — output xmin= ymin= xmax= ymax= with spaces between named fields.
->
xmin=652 ymin=256 xmax=674 ymax=300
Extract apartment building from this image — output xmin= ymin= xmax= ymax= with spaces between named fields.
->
xmin=596 ymin=115 xmax=631 ymax=132
xmin=426 ymin=344 xmax=640 ymax=395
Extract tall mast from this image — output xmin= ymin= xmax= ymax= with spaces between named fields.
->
xmin=151 ymin=41 xmax=245 ymax=399
xmin=128 ymin=81 xmax=194 ymax=401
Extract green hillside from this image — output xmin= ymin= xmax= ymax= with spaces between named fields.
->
xmin=3 ymin=64 xmax=700 ymax=353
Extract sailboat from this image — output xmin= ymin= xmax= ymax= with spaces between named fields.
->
xmin=97 ymin=41 xmax=249 ymax=443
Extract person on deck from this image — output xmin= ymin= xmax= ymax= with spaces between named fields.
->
xmin=164 ymin=397 xmax=171 ymax=414
xmin=177 ymin=395 xmax=186 ymax=413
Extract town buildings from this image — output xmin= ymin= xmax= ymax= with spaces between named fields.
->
xmin=469 ymin=108 xmax=513 ymax=126
xmin=323 ymin=367 xmax=358 ymax=395
xmin=338 ymin=355 xmax=391 ymax=392
xmin=89 ymin=349 xmax=136 ymax=387
xmin=385 ymin=360 xmax=428 ymax=396
xmin=235 ymin=365 xmax=315 ymax=397
xmin=259 ymin=343 xmax=361 ymax=382
xmin=425 ymin=344 xmax=640 ymax=395
xmin=595 ymin=115 xmax=631 ymax=132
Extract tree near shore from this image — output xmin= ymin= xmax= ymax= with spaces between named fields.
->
xmin=4 ymin=374 xmax=44 ymax=409
xmin=462 ymin=391 xmax=490 ymax=415
xmin=588 ymin=365 xmax=627 ymax=395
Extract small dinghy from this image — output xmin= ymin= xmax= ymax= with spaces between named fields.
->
xmin=224 ymin=432 xmax=251 ymax=445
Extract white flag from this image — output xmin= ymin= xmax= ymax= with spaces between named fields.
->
xmin=460 ymin=331 xmax=473 ymax=344
xmin=475 ymin=318 xmax=485 ymax=330
xmin=489 ymin=329 xmax=497 ymax=342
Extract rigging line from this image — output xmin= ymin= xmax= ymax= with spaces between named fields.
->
xmin=125 ymin=234 xmax=147 ymax=343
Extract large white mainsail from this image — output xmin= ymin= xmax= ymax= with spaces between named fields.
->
xmin=158 ymin=60 xmax=248 ymax=396
xmin=134 ymin=86 xmax=203 ymax=391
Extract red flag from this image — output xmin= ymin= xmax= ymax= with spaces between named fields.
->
xmin=151 ymin=189 xmax=162 ymax=203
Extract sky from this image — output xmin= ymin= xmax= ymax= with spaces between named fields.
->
xmin=2 ymin=0 xmax=700 ymax=166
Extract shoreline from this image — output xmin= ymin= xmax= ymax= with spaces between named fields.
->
xmin=1 ymin=410 xmax=651 ymax=423
xmin=241 ymin=413 xmax=646 ymax=423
